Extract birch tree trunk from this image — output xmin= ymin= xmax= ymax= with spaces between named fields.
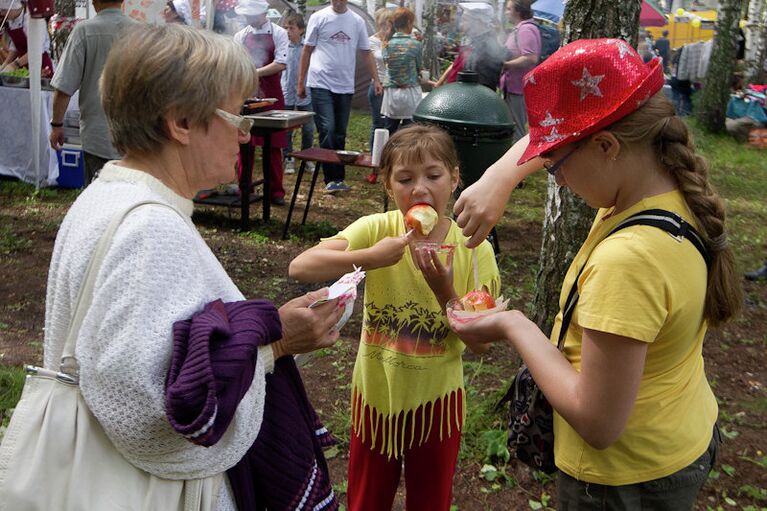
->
xmin=421 ymin=0 xmax=440 ymax=80
xmin=745 ymin=1 xmax=767 ymax=83
xmin=696 ymin=0 xmax=745 ymax=132
xmin=531 ymin=0 xmax=641 ymax=336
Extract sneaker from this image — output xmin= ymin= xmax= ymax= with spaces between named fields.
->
xmin=334 ymin=180 xmax=351 ymax=192
xmin=306 ymin=161 xmax=315 ymax=174
xmin=366 ymin=172 xmax=378 ymax=184
xmin=745 ymin=261 xmax=767 ymax=281
xmin=271 ymin=196 xmax=286 ymax=206
xmin=284 ymin=158 xmax=295 ymax=175
xmin=325 ymin=181 xmax=352 ymax=194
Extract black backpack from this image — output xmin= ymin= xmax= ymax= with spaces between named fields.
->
xmin=513 ymin=21 xmax=561 ymax=64
xmin=533 ymin=21 xmax=561 ymax=63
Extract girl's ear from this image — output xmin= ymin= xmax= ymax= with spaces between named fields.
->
xmin=591 ymin=131 xmax=621 ymax=161
xmin=451 ymin=166 xmax=460 ymax=192
xmin=166 ymin=113 xmax=192 ymax=146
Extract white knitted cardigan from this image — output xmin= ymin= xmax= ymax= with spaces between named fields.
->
xmin=44 ymin=164 xmax=272 ymax=498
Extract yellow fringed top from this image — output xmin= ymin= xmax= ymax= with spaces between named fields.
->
xmin=331 ymin=211 xmax=500 ymax=458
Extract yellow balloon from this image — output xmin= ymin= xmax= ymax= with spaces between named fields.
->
xmin=676 ymin=8 xmax=685 ymax=16
xmin=691 ymin=17 xmax=701 ymax=27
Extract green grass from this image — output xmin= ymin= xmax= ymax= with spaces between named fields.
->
xmin=0 ymin=225 xmax=32 ymax=255
xmin=460 ymin=360 xmax=510 ymax=463
xmin=0 ymin=366 xmax=25 ymax=434
xmin=685 ymin=119 xmax=767 ymax=271
xmin=345 ymin=110 xmax=374 ymax=153
xmin=0 ymin=179 xmax=81 ymax=206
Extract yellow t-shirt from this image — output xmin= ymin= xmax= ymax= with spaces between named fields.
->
xmin=551 ymin=190 xmax=717 ymax=485
xmin=333 ymin=210 xmax=500 ymax=458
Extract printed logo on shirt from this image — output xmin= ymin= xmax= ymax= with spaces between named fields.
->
xmin=329 ymin=31 xmax=351 ymax=44
xmin=361 ymin=300 xmax=452 ymax=357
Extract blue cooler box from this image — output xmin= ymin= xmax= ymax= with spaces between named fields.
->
xmin=56 ymin=144 xmax=85 ymax=188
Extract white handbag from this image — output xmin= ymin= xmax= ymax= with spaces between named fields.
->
xmin=0 ymin=201 xmax=222 ymax=511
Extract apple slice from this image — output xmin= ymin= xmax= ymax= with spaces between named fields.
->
xmin=459 ymin=289 xmax=496 ymax=312
xmin=404 ymin=204 xmax=438 ymax=236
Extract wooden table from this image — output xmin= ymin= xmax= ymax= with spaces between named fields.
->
xmin=282 ymin=147 xmax=387 ymax=239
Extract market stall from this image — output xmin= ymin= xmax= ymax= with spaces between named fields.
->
xmin=0 ymin=85 xmax=77 ymax=186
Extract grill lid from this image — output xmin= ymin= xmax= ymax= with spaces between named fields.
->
xmin=414 ymin=71 xmax=514 ymax=131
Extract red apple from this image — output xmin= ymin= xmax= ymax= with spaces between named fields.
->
xmin=460 ymin=289 xmax=496 ymax=312
xmin=404 ymin=204 xmax=438 ymax=236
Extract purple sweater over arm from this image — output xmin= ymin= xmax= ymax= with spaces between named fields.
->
xmin=166 ymin=299 xmax=338 ymax=511
xmin=166 ymin=299 xmax=280 ymax=445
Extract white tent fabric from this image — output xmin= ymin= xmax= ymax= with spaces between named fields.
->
xmin=27 ymin=16 xmax=45 ymax=188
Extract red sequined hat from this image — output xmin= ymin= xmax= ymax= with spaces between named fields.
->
xmin=517 ymin=38 xmax=664 ymax=165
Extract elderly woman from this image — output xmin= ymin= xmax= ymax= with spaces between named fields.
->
xmin=43 ymin=24 xmax=343 ymax=509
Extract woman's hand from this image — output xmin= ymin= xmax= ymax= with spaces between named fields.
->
xmin=365 ymin=230 xmax=414 ymax=269
xmin=453 ymin=177 xmax=512 ymax=249
xmin=272 ymin=288 xmax=345 ymax=359
xmin=411 ymin=245 xmax=456 ymax=307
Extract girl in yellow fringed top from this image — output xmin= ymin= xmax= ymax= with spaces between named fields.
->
xmin=289 ymin=125 xmax=500 ymax=510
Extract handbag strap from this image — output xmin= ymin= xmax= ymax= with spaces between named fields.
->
xmin=555 ymin=208 xmax=710 ymax=351
xmin=59 ymin=200 xmax=185 ymax=378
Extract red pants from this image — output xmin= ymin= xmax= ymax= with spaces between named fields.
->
xmin=347 ymin=391 xmax=463 ymax=511
xmin=237 ymin=141 xmax=284 ymax=200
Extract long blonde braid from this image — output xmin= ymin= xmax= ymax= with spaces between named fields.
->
xmin=608 ymin=93 xmax=742 ymax=327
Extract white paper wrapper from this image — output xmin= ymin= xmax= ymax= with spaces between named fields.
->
xmin=447 ymin=295 xmax=510 ymax=323
xmin=309 ymin=266 xmax=366 ymax=331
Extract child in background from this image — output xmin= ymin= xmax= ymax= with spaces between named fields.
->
xmin=289 ymin=125 xmax=500 ymax=511
xmin=281 ymin=11 xmax=315 ymax=175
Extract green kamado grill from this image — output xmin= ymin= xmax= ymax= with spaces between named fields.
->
xmin=414 ymin=71 xmax=515 ymax=253
xmin=414 ymin=71 xmax=515 ymax=192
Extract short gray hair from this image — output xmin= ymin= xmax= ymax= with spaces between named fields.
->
xmin=101 ymin=24 xmax=258 ymax=155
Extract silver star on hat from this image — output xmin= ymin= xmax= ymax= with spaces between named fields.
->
xmin=572 ymin=67 xmax=604 ymax=101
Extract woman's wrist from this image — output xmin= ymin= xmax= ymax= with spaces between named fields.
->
xmin=271 ymin=339 xmax=287 ymax=360
xmin=503 ymin=310 xmax=539 ymax=349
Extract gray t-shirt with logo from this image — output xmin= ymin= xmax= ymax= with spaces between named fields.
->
xmin=51 ymin=8 xmax=135 ymax=159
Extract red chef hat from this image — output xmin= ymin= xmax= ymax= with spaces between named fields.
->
xmin=517 ymin=38 xmax=664 ymax=165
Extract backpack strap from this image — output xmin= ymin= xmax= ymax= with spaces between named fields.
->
xmin=555 ymin=209 xmax=710 ymax=350
xmin=607 ymin=209 xmax=710 ymax=267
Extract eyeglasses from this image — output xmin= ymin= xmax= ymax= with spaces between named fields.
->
xmin=542 ymin=144 xmax=580 ymax=176
xmin=215 ymin=108 xmax=254 ymax=137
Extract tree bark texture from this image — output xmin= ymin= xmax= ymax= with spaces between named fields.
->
xmin=696 ymin=0 xmax=745 ymax=132
xmin=561 ymin=0 xmax=641 ymax=48
xmin=745 ymin=0 xmax=767 ymax=84
xmin=421 ymin=0 xmax=440 ymax=79
xmin=531 ymin=0 xmax=641 ymax=336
